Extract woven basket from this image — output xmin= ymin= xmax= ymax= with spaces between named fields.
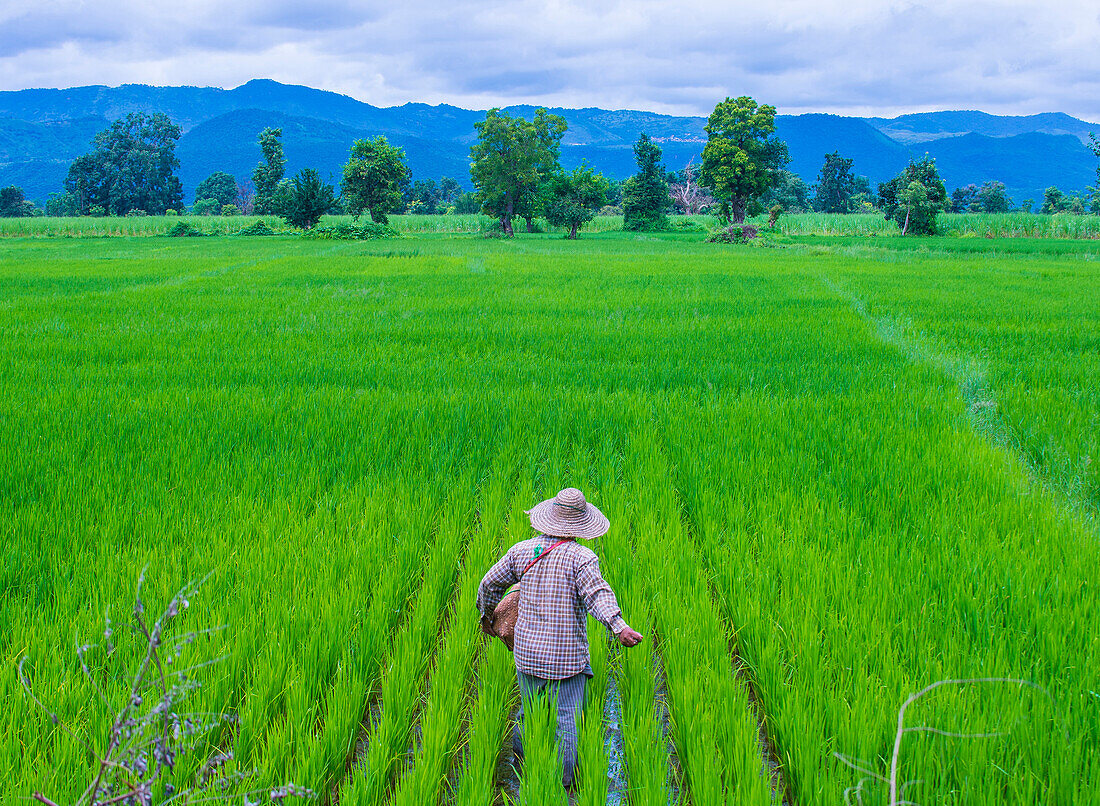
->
xmin=492 ymin=586 xmax=520 ymax=651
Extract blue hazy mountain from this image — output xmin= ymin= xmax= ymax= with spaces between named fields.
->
xmin=0 ymin=79 xmax=1095 ymax=205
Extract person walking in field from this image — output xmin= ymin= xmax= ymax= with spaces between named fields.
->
xmin=477 ymin=487 xmax=644 ymax=791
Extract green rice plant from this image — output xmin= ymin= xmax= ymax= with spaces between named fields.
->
xmin=336 ymin=488 xmax=475 ymax=805
xmin=387 ymin=462 xmax=519 ymax=806
xmin=573 ymin=617 xmax=611 ymax=806
xmin=515 ymin=685 xmax=569 ymax=806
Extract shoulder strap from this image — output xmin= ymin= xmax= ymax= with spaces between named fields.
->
xmin=521 ymin=539 xmax=570 ymax=576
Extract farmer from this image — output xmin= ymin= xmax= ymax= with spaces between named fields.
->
xmin=476 ymin=487 xmax=644 ymax=790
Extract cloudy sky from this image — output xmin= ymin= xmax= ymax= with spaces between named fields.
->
xmin=1 ymin=0 xmax=1098 ymax=118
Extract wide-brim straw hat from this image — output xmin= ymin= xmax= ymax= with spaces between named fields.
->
xmin=526 ymin=487 xmax=610 ymax=540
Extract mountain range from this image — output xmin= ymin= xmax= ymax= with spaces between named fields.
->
xmin=0 ymin=79 xmax=1096 ymax=206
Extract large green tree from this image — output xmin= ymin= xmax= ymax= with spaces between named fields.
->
xmin=194 ymin=171 xmax=238 ymax=207
xmin=622 ymin=134 xmax=669 ymax=230
xmin=1088 ymin=133 xmax=1100 ymax=213
xmin=283 ymin=168 xmax=334 ymax=229
xmin=543 ymin=163 xmax=608 ymax=239
xmin=878 ymin=157 xmax=948 ymax=234
xmin=469 ymin=108 xmax=567 ymax=237
xmin=757 ymin=170 xmax=812 ymax=214
xmin=0 ymin=186 xmax=38 ymax=217
xmin=63 ymin=112 xmax=183 ymax=215
xmin=699 ymin=97 xmax=789 ymax=223
xmin=813 ymin=152 xmax=858 ymax=213
xmin=341 ymin=136 xmax=410 ymax=224
xmin=252 ymin=127 xmax=288 ymax=215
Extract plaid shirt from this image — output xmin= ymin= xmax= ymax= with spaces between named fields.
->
xmin=477 ymin=535 xmax=627 ymax=679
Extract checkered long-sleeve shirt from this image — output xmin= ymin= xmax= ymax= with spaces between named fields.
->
xmin=477 ymin=535 xmax=627 ymax=680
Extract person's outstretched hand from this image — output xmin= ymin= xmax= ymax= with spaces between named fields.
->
xmin=617 ymin=626 xmax=644 ymax=648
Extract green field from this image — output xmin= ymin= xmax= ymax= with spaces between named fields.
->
xmin=2 ymin=231 xmax=1098 ymax=805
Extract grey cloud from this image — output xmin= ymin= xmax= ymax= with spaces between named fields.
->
xmin=0 ymin=0 xmax=1099 ymax=120
xmin=0 ymin=11 xmax=121 ymax=56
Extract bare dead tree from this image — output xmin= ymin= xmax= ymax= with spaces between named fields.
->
xmin=668 ymin=159 xmax=714 ymax=215
xmin=19 ymin=571 xmax=312 ymax=806
xmin=235 ymin=179 xmax=256 ymax=216
xmin=835 ymin=677 xmax=1061 ymax=806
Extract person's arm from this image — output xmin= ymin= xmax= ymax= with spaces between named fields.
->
xmin=576 ymin=556 xmax=644 ymax=647
xmin=476 ymin=550 xmax=519 ymax=633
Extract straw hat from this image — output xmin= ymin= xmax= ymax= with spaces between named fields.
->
xmin=526 ymin=488 xmax=610 ymax=540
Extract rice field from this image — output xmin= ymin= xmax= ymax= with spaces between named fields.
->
xmin=1 ymin=231 xmax=1098 ymax=806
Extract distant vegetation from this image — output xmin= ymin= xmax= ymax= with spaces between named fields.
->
xmin=3 ymin=92 xmax=1100 ymax=239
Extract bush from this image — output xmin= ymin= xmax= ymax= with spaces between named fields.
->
xmin=237 ymin=219 xmax=278 ymax=236
xmin=221 ymin=204 xmax=241 ymax=216
xmin=597 ymin=205 xmax=623 ymax=216
xmin=125 ymin=208 xmax=148 ymax=217
xmin=192 ymin=198 xmax=220 ymax=216
xmin=707 ymin=223 xmax=759 ymax=244
xmin=89 ymin=205 xmax=106 ymax=217
xmin=301 ymin=221 xmax=397 ymax=240
xmin=166 ymin=221 xmax=206 ymax=237
xmin=165 ymin=208 xmax=179 ymax=216
xmin=669 ymin=218 xmax=707 ymax=233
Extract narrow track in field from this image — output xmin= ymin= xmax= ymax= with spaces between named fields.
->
xmin=820 ymin=271 xmax=1098 ymax=528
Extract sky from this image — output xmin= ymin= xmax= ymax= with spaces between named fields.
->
xmin=1 ymin=0 xmax=1099 ymax=119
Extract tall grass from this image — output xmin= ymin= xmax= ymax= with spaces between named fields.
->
xmin=3 ymin=210 xmax=1099 ymax=239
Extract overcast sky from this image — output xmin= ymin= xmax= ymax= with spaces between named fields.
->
xmin=1 ymin=0 xmax=1098 ymax=119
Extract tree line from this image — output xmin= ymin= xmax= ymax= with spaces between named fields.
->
xmin=3 ymin=103 xmax=1100 ymax=237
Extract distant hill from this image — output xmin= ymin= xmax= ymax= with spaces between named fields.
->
xmin=866 ymin=110 xmax=1098 ymax=145
xmin=1 ymin=79 xmax=1096 ymax=205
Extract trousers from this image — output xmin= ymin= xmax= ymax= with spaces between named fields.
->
xmin=512 ymin=668 xmax=587 ymax=789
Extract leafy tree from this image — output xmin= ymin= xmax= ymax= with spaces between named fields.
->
xmin=0 ymin=185 xmax=38 ymax=217
xmin=950 ymin=184 xmax=981 ymax=212
xmin=605 ymin=178 xmax=624 ymax=207
xmin=699 ymin=96 xmax=789 ymax=223
xmin=976 ymin=180 xmax=1011 ymax=213
xmin=1088 ymin=134 xmax=1100 ymax=214
xmin=543 ymin=163 xmax=608 ymax=239
xmin=252 ymin=128 xmax=287 ymax=215
xmin=1040 ymin=186 xmax=1069 ymax=214
xmin=878 ymin=157 xmax=948 ymax=234
xmin=405 ymin=178 xmax=442 ymax=214
xmin=63 ymin=113 xmax=183 ymax=215
xmin=812 ymin=152 xmax=858 ymax=213
xmin=1018 ymin=199 xmax=1034 ymax=213
xmin=192 ymin=198 xmax=220 ymax=216
xmin=439 ymin=177 xmax=464 ymax=206
xmin=470 ymin=108 xmax=567 ymax=237
xmin=194 ymin=171 xmax=238 ymax=207
xmin=45 ymin=191 xmax=79 ymax=217
xmin=341 ymin=136 xmax=410 ymax=225
xmin=282 ymin=168 xmax=334 ymax=229
xmin=453 ymin=192 xmax=481 ymax=214
xmin=622 ymin=134 xmax=670 ymax=230
xmin=756 ymin=170 xmax=811 ymax=214
xmin=221 ymin=204 xmax=241 ymax=216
